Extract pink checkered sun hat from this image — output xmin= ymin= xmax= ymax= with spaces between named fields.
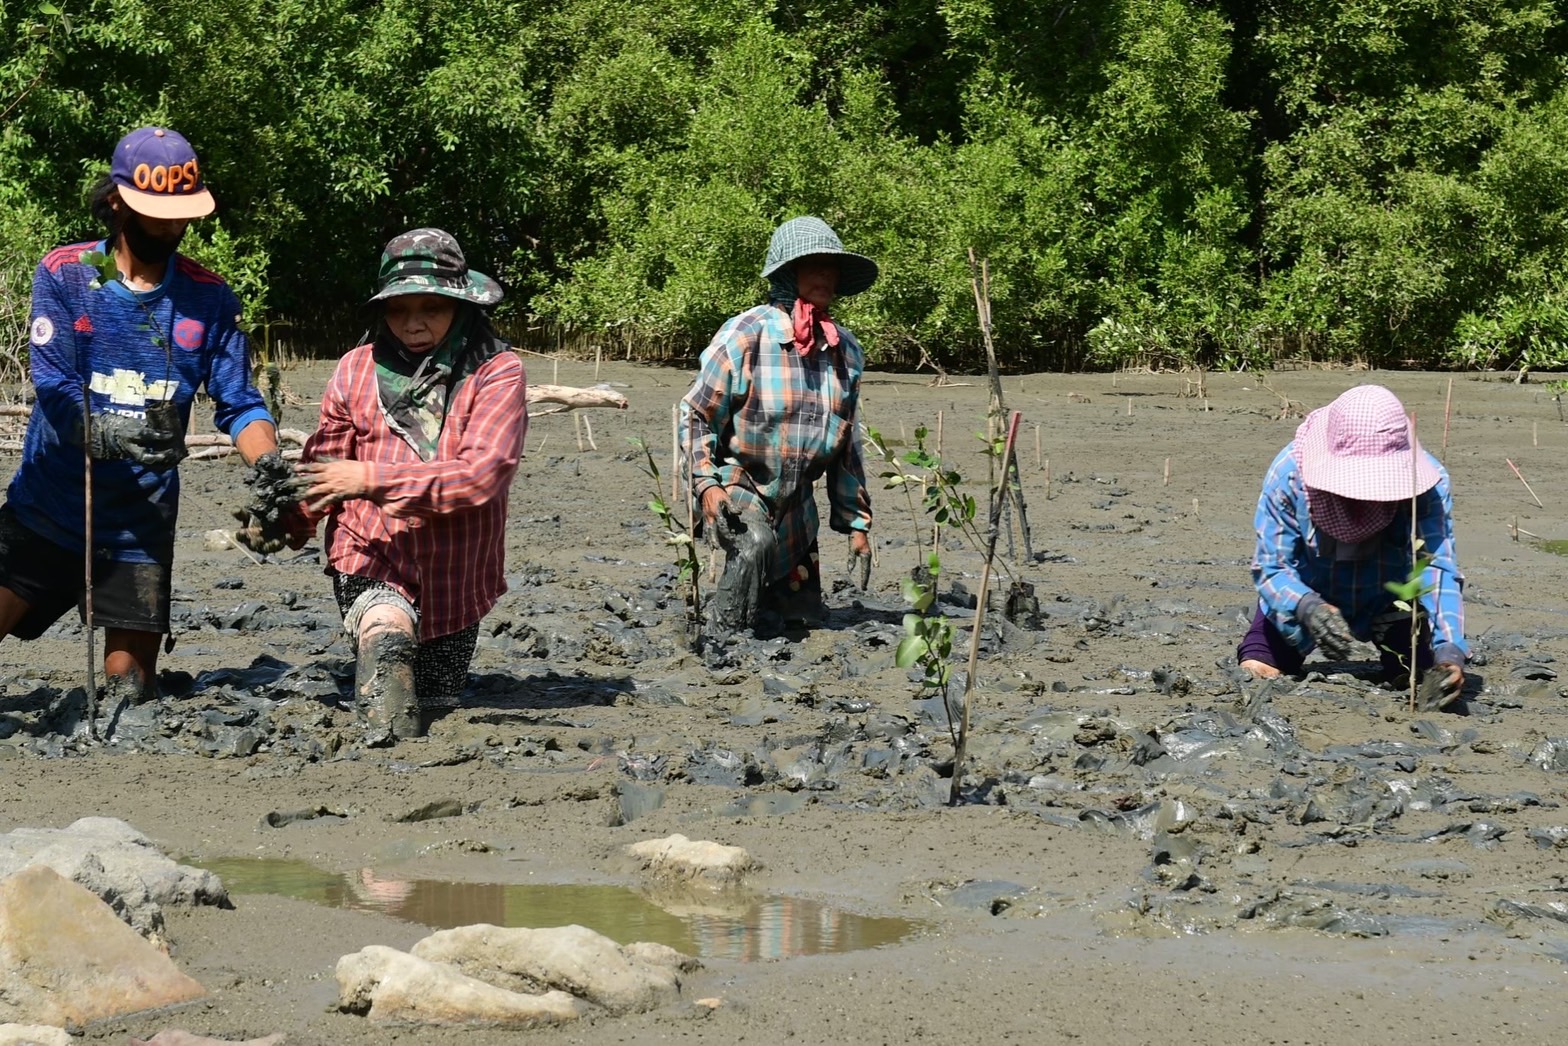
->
xmin=1294 ymin=385 xmax=1440 ymax=501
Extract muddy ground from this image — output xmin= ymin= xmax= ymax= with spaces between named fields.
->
xmin=4 ymin=360 xmax=1568 ymax=1044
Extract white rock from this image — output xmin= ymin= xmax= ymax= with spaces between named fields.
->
xmin=336 ymin=945 xmax=590 ymax=1027
xmin=0 ymin=866 xmax=205 ymax=1026
xmin=0 ymin=1024 xmax=73 ymax=1046
xmin=624 ymin=834 xmax=756 ymax=887
xmin=412 ymin=924 xmax=686 ymax=1013
xmin=0 ymin=818 xmax=226 ymax=941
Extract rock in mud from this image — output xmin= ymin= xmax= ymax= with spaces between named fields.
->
xmin=0 ymin=818 xmax=227 ymax=940
xmin=0 ymin=866 xmax=205 ymax=1025
xmin=623 ymin=834 xmax=756 ymax=888
xmin=411 ymin=923 xmax=689 ymax=1013
xmin=0 ymin=1025 xmax=72 ymax=1046
xmin=335 ymin=945 xmax=589 ymax=1027
xmin=390 ymin=799 xmax=465 ymax=823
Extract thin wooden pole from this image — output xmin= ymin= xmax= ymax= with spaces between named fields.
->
xmin=953 ymin=410 xmax=1022 ymax=805
xmin=594 ymin=344 xmax=602 ymax=383
xmin=1034 ymin=425 xmax=1041 ymax=470
xmin=1507 ymin=458 xmax=1544 ymax=507
xmin=936 ymin=411 xmax=944 ymax=457
xmin=573 ymin=413 xmax=585 ymax=452
xmin=1441 ymin=377 xmax=1453 ymax=462
xmin=81 ymin=382 xmax=97 ymax=740
xmin=1409 ymin=413 xmax=1419 ymax=712
xmin=582 ymin=415 xmax=597 ymax=451
xmin=1163 ymin=457 xmax=1170 ymax=487
xmin=670 ymin=404 xmax=679 ymax=509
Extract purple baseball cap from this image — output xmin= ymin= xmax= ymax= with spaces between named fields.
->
xmin=111 ymin=126 xmax=215 ymax=220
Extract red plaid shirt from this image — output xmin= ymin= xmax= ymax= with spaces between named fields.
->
xmin=302 ymin=345 xmax=527 ymax=640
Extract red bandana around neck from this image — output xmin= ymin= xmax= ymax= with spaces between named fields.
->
xmin=791 ymin=300 xmax=840 ymax=355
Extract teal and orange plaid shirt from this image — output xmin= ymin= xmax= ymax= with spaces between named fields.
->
xmin=681 ymin=304 xmax=872 ymax=583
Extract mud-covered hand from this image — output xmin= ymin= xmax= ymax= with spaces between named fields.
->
xmin=846 ymin=530 xmax=872 ymax=590
xmin=1302 ymin=600 xmax=1357 ymax=660
xmin=1417 ymin=661 xmax=1465 ymax=710
xmin=233 ymin=451 xmax=312 ymax=553
xmin=80 ymin=411 xmax=185 ymax=471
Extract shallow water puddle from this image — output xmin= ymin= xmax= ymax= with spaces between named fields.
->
xmin=195 ymin=857 xmax=919 ymax=960
xmin=1541 ymin=540 xmax=1568 ymax=556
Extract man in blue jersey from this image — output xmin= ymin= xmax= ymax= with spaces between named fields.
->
xmin=3 ymin=126 xmax=297 ymax=713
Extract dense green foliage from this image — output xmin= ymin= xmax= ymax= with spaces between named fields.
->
xmin=6 ymin=0 xmax=1568 ymax=370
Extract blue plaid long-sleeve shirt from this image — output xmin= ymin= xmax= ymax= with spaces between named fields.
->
xmin=1252 ymin=443 xmax=1466 ymax=666
xmin=680 ymin=303 xmax=872 ymax=584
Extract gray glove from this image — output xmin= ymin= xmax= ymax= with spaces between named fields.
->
xmin=81 ymin=409 xmax=186 ymax=470
xmin=1301 ymin=598 xmax=1357 ymax=660
xmin=232 ymin=451 xmax=310 ymax=554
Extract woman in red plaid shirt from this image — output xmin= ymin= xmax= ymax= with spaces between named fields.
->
xmin=297 ymin=229 xmax=527 ymax=743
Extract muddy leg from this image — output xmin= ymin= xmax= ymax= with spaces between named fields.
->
xmin=709 ymin=512 xmax=777 ymax=634
xmin=356 ymin=605 xmax=419 ymax=745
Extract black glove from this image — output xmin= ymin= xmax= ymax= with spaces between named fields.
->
xmin=233 ymin=451 xmax=309 ymax=554
xmin=1417 ymin=662 xmax=1464 ymax=710
xmin=1301 ymin=599 xmax=1357 ymax=661
xmin=81 ymin=409 xmax=185 ymax=470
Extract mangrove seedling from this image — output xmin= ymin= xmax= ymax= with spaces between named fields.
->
xmin=628 ymin=437 xmax=702 ymax=644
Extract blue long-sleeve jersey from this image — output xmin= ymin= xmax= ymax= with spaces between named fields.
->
xmin=10 ymin=240 xmax=273 ymax=563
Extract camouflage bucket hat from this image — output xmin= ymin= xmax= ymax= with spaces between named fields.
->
xmin=761 ymin=216 xmax=879 ymax=297
xmin=369 ymin=227 xmax=503 ymax=307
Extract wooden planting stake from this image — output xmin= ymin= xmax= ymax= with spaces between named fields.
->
xmin=936 ymin=411 xmax=944 ymax=456
xmin=594 ymin=344 xmax=602 ymax=383
xmin=553 ymin=355 xmax=559 ymax=386
xmin=534 ymin=434 xmax=548 ymax=455
xmin=670 ymin=404 xmax=679 ymax=509
xmin=1408 ymin=413 xmax=1419 ymax=712
xmin=582 ymin=415 xmax=597 ymax=451
xmin=573 ymin=413 xmax=585 ymax=453
xmin=1163 ymin=457 xmax=1170 ymax=487
xmin=1034 ymin=425 xmax=1041 ymax=470
xmin=1044 ymin=458 xmax=1051 ymax=498
xmin=1441 ymin=377 xmax=1453 ymax=461
xmin=1534 ymin=421 xmax=1539 ymax=447
xmin=953 ymin=409 xmax=1023 ymax=806
xmin=899 ymin=419 xmax=906 ymax=444
xmin=1191 ymin=497 xmax=1200 ymax=519
xmin=1507 ymin=458 xmax=1544 ymax=507
xmin=1125 ymin=396 xmax=1133 ymax=416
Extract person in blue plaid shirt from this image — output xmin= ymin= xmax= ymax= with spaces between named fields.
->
xmin=1239 ymin=385 xmax=1466 ymax=708
xmin=681 ymin=217 xmax=876 ymax=633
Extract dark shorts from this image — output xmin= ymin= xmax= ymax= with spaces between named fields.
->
xmin=0 ymin=504 xmax=170 ymax=639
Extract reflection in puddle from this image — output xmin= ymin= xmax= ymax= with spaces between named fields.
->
xmin=195 ymin=858 xmax=919 ymax=961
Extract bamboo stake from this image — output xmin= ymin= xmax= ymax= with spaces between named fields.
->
xmin=1507 ymin=458 xmax=1544 ymax=507
xmin=952 ymin=409 xmax=1023 ymax=806
xmin=1125 ymin=396 xmax=1132 ymax=416
xmin=1034 ymin=425 xmax=1041 ymax=470
xmin=1534 ymin=421 xmax=1538 ymax=447
xmin=573 ymin=413 xmax=585 ymax=452
xmin=1044 ymin=458 xmax=1051 ymax=498
xmin=582 ymin=415 xmax=597 ymax=452
xmin=1441 ymin=377 xmax=1453 ymax=462
xmin=1408 ymin=413 xmax=1419 ymax=713
xmin=1163 ymin=457 xmax=1170 ymax=487
xmin=552 ymin=356 xmax=559 ymax=386
xmin=80 ymin=382 xmax=97 ymax=740
xmin=669 ymin=404 xmax=679 ymax=509
xmin=936 ymin=411 xmax=944 ymax=457
xmin=594 ymin=344 xmax=602 ymax=383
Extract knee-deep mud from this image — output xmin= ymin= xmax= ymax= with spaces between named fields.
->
xmin=4 ymin=363 xmax=1568 ymax=1044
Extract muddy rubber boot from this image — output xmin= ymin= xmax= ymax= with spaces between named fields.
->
xmin=709 ymin=513 xmax=777 ymax=634
xmin=357 ymin=631 xmax=420 ymax=746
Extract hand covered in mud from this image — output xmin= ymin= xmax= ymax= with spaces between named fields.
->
xmin=1417 ymin=661 xmax=1465 ymax=710
xmin=297 ymin=459 xmax=374 ymax=514
xmin=846 ymin=530 xmax=871 ymax=590
xmin=1302 ymin=601 xmax=1357 ymax=660
xmin=233 ymin=450 xmax=312 ymax=554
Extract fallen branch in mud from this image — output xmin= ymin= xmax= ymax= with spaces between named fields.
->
xmin=527 ymin=383 xmax=630 ymax=416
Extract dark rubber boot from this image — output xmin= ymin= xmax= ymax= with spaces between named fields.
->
xmin=710 ymin=513 xmax=778 ymax=633
xmin=357 ymin=631 xmax=420 ymax=745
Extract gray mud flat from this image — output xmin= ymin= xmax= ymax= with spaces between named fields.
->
xmin=4 ymin=363 xmax=1568 ymax=1044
